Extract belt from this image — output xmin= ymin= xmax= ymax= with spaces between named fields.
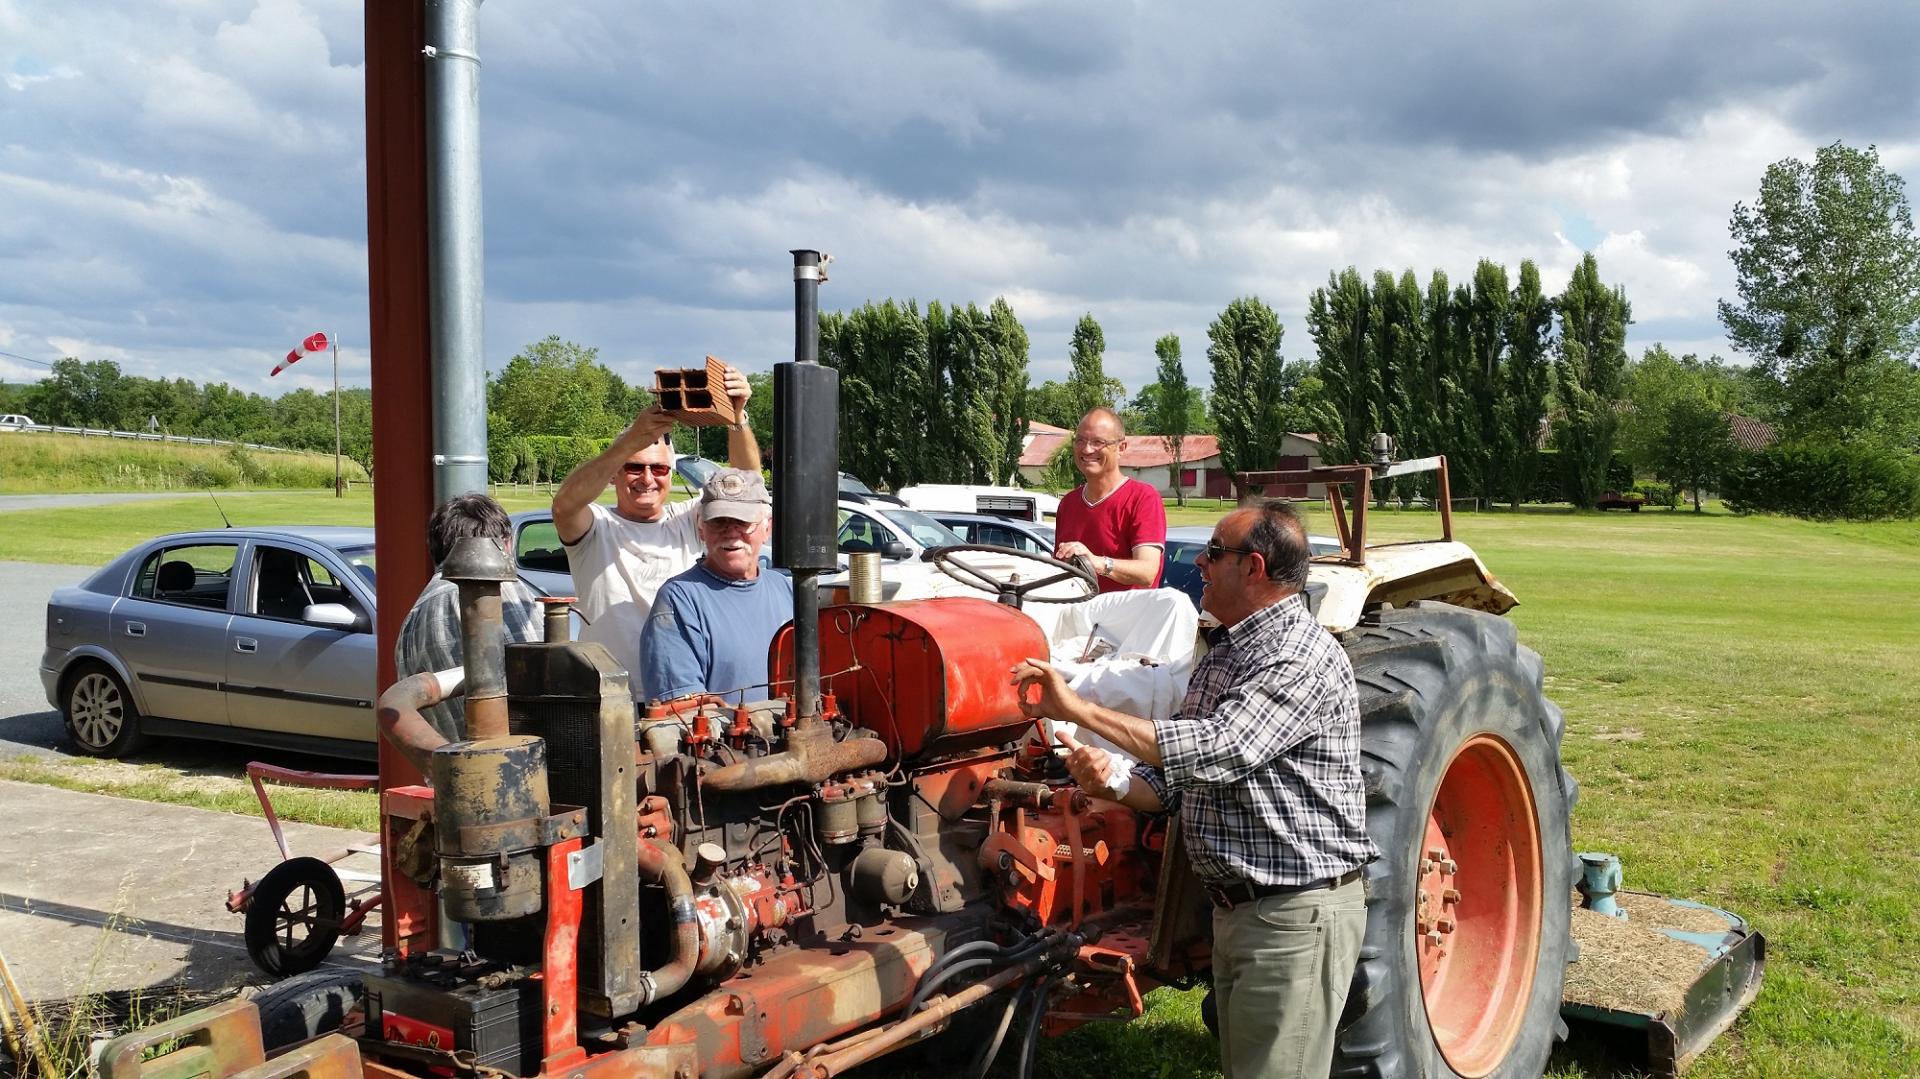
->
xmin=1205 ymin=867 xmax=1363 ymax=910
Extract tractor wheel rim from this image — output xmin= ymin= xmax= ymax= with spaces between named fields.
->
xmin=72 ymin=674 xmax=124 ymax=748
xmin=1416 ymin=732 xmax=1543 ymax=1077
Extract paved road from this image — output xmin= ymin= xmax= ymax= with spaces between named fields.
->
xmin=0 ymin=490 xmax=311 ymax=512
xmin=0 ymin=781 xmax=380 ymax=1002
xmin=0 ymin=560 xmax=89 ymax=756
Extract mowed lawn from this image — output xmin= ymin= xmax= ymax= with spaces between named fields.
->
xmin=6 ymin=494 xmax=1918 ymax=1076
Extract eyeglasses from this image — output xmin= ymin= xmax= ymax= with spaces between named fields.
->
xmin=622 ymin=462 xmax=673 ymax=477
xmin=1203 ymin=540 xmax=1257 ymax=561
xmin=1073 ymin=436 xmax=1123 ymax=450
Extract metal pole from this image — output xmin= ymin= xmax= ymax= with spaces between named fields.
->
xmin=332 ymin=336 xmax=344 ymax=497
xmin=791 ymin=249 xmax=822 ymax=725
xmin=425 ymin=0 xmax=489 ymax=503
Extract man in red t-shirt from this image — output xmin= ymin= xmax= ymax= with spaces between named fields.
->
xmin=1054 ymin=408 xmax=1168 ymax=593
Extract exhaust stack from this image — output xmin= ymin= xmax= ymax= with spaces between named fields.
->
xmin=772 ymin=250 xmax=839 ymax=726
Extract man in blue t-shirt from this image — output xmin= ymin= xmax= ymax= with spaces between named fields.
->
xmin=639 ymin=468 xmax=793 ymax=703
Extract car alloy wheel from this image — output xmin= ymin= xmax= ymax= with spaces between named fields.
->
xmin=70 ymin=671 xmax=126 ymax=749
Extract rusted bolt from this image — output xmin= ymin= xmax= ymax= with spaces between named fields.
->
xmin=1416 ymin=918 xmax=1431 ymax=933
xmin=1443 ymin=888 xmax=1461 ymax=904
xmin=548 ymin=1003 xmax=559 ymax=1016
xmin=1427 ymin=848 xmax=1445 ymax=862
xmin=998 ymin=852 xmax=1014 ymax=871
xmin=1437 ymin=917 xmax=1456 ymax=933
xmin=1425 ymin=930 xmax=1443 ymax=948
xmin=1419 ymin=859 xmax=1434 ymax=875
xmin=1441 ymin=858 xmax=1458 ymax=875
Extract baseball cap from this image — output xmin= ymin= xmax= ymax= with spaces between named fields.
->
xmin=699 ymin=468 xmax=771 ymax=524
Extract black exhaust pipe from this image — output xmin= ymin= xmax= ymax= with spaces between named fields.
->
xmin=773 ymin=249 xmax=839 ymax=726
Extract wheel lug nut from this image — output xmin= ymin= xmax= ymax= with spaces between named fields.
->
xmin=1441 ymin=859 xmax=1458 ymax=875
xmin=1437 ymin=917 xmax=1456 ymax=933
xmin=1443 ymin=888 xmax=1461 ymax=904
xmin=1427 ymin=849 xmax=1445 ymax=862
xmin=1425 ymin=931 xmax=1442 ymax=948
xmin=1419 ymin=859 xmax=1433 ymax=875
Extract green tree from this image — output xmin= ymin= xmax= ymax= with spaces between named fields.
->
xmin=1147 ymin=334 xmax=1194 ymax=505
xmin=1719 ymin=141 xmax=1920 ymax=450
xmin=1462 ymin=259 xmax=1511 ymax=501
xmin=986 ymin=298 xmax=1031 ymax=485
xmin=1655 ymin=395 xmax=1736 ymax=512
xmin=1305 ymin=268 xmax=1376 ymax=469
xmin=1066 ymin=315 xmax=1114 ymax=419
xmin=1552 ymin=253 xmax=1633 ymax=509
xmin=819 ymin=300 xmax=932 ymax=489
xmin=22 ymin=358 xmax=136 ymax=429
xmin=1500 ymin=261 xmax=1554 ymax=506
xmin=1206 ymin=297 xmax=1292 ymax=500
xmin=488 ymin=336 xmax=621 ymax=440
xmin=1026 ymin=380 xmax=1079 ymax=429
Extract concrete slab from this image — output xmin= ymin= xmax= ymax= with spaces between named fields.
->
xmin=0 ymin=780 xmax=382 ymax=1003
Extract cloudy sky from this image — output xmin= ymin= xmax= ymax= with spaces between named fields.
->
xmin=4 ymin=0 xmax=1918 ymax=403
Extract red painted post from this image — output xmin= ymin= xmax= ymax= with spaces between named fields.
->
xmin=364 ymin=0 xmax=437 ymax=951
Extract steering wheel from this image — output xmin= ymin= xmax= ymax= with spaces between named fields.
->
xmin=924 ymin=544 xmax=1098 ymax=608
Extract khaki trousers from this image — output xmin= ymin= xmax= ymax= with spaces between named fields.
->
xmin=1211 ymin=876 xmax=1367 ymax=1079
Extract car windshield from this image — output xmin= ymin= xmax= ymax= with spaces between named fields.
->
xmin=879 ymin=508 xmax=964 ymax=549
xmin=674 ymin=455 xmax=719 ymax=490
xmin=336 ymin=545 xmax=377 ymax=584
xmin=839 ymin=473 xmax=878 ymax=495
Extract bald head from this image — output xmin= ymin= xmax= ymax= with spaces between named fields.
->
xmin=1078 ymin=408 xmax=1125 ymax=437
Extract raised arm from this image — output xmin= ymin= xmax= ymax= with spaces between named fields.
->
xmin=720 ymin=364 xmax=762 ymax=473
xmin=552 ymin=408 xmax=675 ymax=545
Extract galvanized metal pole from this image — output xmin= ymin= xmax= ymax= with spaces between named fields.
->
xmin=332 ymin=335 xmax=343 ymax=497
xmin=424 ymin=0 xmax=488 ymax=502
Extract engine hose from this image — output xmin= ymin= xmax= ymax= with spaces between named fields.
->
xmin=634 ymin=839 xmax=699 ymax=1004
xmin=1014 ymin=981 xmax=1053 ymax=1079
xmin=909 ymin=940 xmax=1007 ymax=1000
xmin=905 ymin=957 xmax=997 ymax=1018
xmin=967 ymin=981 xmax=1031 ymax=1079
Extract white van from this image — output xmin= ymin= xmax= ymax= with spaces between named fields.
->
xmin=896 ymin=483 xmax=1060 ymax=523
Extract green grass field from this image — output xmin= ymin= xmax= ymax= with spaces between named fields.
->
xmin=0 ymin=432 xmax=370 ymax=493
xmin=5 ymin=496 xmax=1916 ymax=1075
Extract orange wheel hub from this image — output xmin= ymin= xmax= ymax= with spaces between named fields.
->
xmin=1416 ymin=733 xmax=1543 ymax=1076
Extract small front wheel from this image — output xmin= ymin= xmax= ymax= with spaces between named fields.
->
xmin=245 ymin=857 xmax=346 ymax=977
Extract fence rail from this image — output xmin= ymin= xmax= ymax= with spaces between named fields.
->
xmin=0 ymin=422 xmax=297 ymax=454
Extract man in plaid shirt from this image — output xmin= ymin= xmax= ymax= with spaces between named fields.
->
xmin=1013 ymin=500 xmax=1375 ymax=1078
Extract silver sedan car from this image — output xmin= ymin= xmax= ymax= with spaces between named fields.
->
xmin=41 ymin=527 xmax=383 ymax=760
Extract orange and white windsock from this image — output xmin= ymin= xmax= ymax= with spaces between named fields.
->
xmin=271 ymin=331 xmax=330 ymax=377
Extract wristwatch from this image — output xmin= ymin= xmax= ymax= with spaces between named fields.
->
xmin=1102 ymin=556 xmax=1115 ymax=577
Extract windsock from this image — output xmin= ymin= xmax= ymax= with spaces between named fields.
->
xmin=271 ymin=332 xmax=330 ymax=377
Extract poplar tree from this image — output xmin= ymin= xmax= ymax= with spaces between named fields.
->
xmin=1553 ymin=253 xmax=1632 ymax=508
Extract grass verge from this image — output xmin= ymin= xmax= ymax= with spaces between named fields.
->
xmin=0 ymin=434 xmax=369 ymax=494
xmin=0 ymin=757 xmax=378 ymax=832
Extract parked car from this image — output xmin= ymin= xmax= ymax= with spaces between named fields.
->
xmin=1161 ymin=524 xmax=1343 ymax=610
xmin=42 ymin=527 xmax=382 ymax=760
xmin=0 ymin=413 xmax=35 ymax=431
xmin=928 ymin=512 xmax=1056 ymax=556
xmin=43 ymin=527 xmax=568 ymax=761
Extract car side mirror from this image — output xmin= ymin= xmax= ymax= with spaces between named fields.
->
xmin=881 ymin=541 xmax=913 ymax=561
xmin=303 ymin=602 xmax=359 ymax=630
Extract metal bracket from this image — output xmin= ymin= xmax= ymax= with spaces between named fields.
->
xmin=567 ymin=840 xmax=605 ymax=890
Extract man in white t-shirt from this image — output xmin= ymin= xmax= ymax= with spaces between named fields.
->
xmin=553 ymin=366 xmax=760 ymax=692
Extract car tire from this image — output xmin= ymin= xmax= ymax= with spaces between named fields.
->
xmin=245 ymin=857 xmax=348 ymax=977
xmin=62 ymin=662 xmax=147 ymax=758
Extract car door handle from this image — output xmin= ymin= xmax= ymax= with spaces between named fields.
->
xmin=125 ymin=621 xmax=146 ymax=638
xmin=234 ymin=637 xmax=258 ymax=654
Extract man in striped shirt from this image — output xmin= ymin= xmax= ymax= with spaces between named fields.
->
xmin=1012 ymin=499 xmax=1375 ymax=1079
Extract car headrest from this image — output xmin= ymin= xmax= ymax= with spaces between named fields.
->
xmin=157 ymin=560 xmax=196 ymax=593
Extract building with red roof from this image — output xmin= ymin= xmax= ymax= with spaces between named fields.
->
xmin=1017 ymin=421 xmax=1325 ymax=498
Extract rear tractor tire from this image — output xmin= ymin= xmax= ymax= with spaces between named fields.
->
xmin=1334 ymin=603 xmax=1579 ymax=1079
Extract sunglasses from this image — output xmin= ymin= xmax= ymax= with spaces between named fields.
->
xmin=1204 ymin=540 xmax=1256 ymax=561
xmin=622 ymin=462 xmax=673 ymax=477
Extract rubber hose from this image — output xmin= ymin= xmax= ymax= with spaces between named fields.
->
xmin=1014 ymin=981 xmax=1052 ymax=1079
xmin=906 ymin=956 xmax=997 ymax=1017
xmin=905 ymin=939 xmax=1008 ymax=1014
xmin=968 ymin=981 xmax=1031 ymax=1079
